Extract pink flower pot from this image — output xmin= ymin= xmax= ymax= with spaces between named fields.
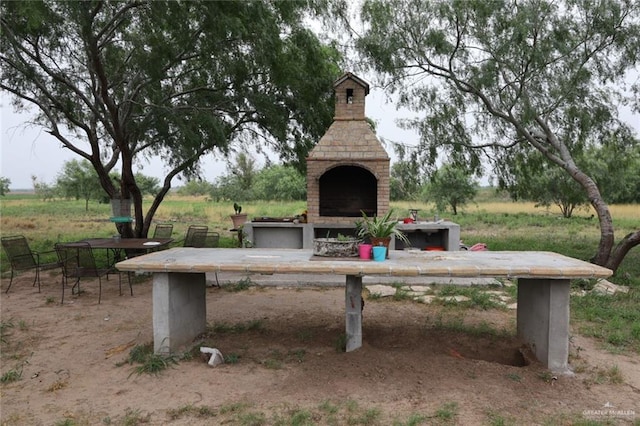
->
xmin=358 ymin=243 xmax=373 ymax=260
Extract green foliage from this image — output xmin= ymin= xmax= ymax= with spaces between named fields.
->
xmin=31 ymin=175 xmax=55 ymax=201
xmin=252 ymin=165 xmax=306 ymax=201
xmin=571 ymin=290 xmax=640 ymax=353
xmin=426 ymin=164 xmax=477 ymax=215
xmin=433 ymin=402 xmax=459 ymax=423
xmin=211 ymin=158 xmax=306 ymax=202
xmin=0 ymin=176 xmax=10 ymax=196
xmin=355 ymin=209 xmax=410 ymax=244
xmin=1 ymin=366 xmax=22 ymax=383
xmin=390 ymin=145 xmax=425 ymax=201
xmin=55 ymin=160 xmax=106 ymax=210
xmin=125 ymin=343 xmax=177 ymax=376
xmin=1 ymin=0 xmax=342 ymax=236
xmin=176 ymin=180 xmax=215 ymax=197
xmin=498 ymin=135 xmax=640 ymax=216
xmin=356 ymin=0 xmax=640 ymax=270
xmin=0 ymin=319 xmax=14 ymax=344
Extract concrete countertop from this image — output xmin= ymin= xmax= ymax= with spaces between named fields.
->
xmin=117 ymin=248 xmax=612 ymax=280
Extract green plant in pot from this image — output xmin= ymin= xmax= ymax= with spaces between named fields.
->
xmin=355 ymin=210 xmax=410 ymax=257
xmin=230 ymin=202 xmax=248 ymax=229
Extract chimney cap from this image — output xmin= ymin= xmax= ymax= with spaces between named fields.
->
xmin=333 ymin=72 xmax=370 ymax=96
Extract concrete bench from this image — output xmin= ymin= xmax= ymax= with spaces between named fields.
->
xmin=117 ymin=248 xmax=611 ymax=373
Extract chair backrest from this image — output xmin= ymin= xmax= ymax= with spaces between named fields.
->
xmin=1 ymin=235 xmax=37 ymax=269
xmin=152 ymin=224 xmax=174 ymax=239
xmin=55 ymin=242 xmax=100 ymax=278
xmin=184 ymin=225 xmax=208 ymax=247
xmin=190 ymin=231 xmax=220 ymax=248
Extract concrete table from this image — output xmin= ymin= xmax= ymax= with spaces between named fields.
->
xmin=116 ymin=248 xmax=611 ymax=372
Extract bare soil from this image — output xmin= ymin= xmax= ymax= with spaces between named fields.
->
xmin=1 ymin=271 xmax=639 ymax=425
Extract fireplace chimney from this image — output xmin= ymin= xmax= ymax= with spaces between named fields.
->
xmin=306 ymin=73 xmax=390 ymax=225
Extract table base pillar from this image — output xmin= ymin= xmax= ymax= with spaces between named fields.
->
xmin=517 ymin=278 xmax=570 ymax=373
xmin=153 ymin=272 xmax=206 ymax=354
xmin=345 ymin=275 xmax=363 ymax=352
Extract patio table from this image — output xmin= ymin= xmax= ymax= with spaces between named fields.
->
xmin=116 ymin=248 xmax=612 ymax=372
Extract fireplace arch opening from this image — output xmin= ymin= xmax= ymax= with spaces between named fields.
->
xmin=319 ymin=165 xmax=377 ymax=217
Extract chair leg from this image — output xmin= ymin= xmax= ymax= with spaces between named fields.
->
xmin=35 ymin=267 xmax=41 ymax=293
xmin=98 ymin=277 xmax=102 ymax=304
xmin=5 ymin=270 xmax=15 ymax=293
xmin=127 ymin=272 xmax=133 ymax=296
xmin=215 ymin=272 xmax=220 ymax=288
xmin=61 ymin=276 xmax=65 ymax=304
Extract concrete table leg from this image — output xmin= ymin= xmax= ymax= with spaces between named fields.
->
xmin=517 ymin=278 xmax=570 ymax=373
xmin=345 ymin=275 xmax=363 ymax=352
xmin=153 ymin=272 xmax=207 ymax=354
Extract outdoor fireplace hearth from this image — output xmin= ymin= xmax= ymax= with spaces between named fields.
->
xmin=241 ymin=72 xmax=460 ymax=252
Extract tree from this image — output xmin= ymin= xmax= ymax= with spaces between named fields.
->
xmin=56 ymin=159 xmax=104 ymax=211
xmin=1 ymin=0 xmax=343 ymax=237
xmin=426 ymin=164 xmax=477 ymax=215
xmin=0 ymin=177 xmax=10 ymax=196
xmin=389 ymin=145 xmax=425 ymax=201
xmin=176 ymin=180 xmax=214 ymax=197
xmin=357 ymin=0 xmax=640 ymax=272
xmin=252 ymin=164 xmax=306 ymax=201
xmin=31 ymin=175 xmax=55 ymax=201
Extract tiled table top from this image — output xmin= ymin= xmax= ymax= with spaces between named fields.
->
xmin=117 ymin=248 xmax=612 ymax=280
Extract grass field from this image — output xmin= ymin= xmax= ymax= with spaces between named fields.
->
xmin=1 ymin=192 xmax=639 ymax=353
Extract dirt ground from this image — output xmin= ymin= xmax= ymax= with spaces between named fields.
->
xmin=1 ymin=270 xmax=639 ymax=425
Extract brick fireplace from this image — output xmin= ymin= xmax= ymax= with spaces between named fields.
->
xmin=242 ymin=72 xmax=460 ymax=252
xmin=306 ymin=72 xmax=390 ymax=225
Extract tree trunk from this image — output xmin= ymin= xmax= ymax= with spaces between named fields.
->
xmin=605 ymin=230 xmax=640 ymax=273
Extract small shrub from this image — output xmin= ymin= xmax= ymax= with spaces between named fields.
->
xmin=226 ymin=277 xmax=253 ymax=292
xmin=125 ymin=343 xmax=177 ymax=376
xmin=225 ymin=353 xmax=240 ymax=364
xmin=433 ymin=402 xmax=458 ymax=423
xmin=1 ymin=367 xmax=22 ymax=384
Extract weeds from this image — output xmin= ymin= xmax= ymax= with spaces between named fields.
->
xmin=1 ymin=366 xmax=23 ymax=383
xmin=208 ymin=319 xmax=264 ymax=334
xmin=1 ymin=319 xmax=15 ymax=344
xmin=124 ymin=343 xmax=177 ymax=376
xmin=167 ymin=404 xmax=217 ymax=421
xmin=226 ymin=277 xmax=254 ymax=292
xmin=334 ymin=333 xmax=348 ymax=352
xmin=433 ymin=402 xmax=458 ymax=423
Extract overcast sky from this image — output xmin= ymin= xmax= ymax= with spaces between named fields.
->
xmin=2 ymin=79 xmax=638 ymax=190
xmin=1 ymin=84 xmax=420 ymax=190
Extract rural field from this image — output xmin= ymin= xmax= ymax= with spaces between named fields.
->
xmin=1 ymin=193 xmax=639 ymax=425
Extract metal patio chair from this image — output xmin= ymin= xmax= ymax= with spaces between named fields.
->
xmin=190 ymin=230 xmax=221 ymax=287
xmin=183 ymin=225 xmax=208 ymax=247
xmin=1 ymin=235 xmax=60 ymax=294
xmin=55 ymin=242 xmax=132 ymax=304
xmin=152 ymin=223 xmax=174 ymax=239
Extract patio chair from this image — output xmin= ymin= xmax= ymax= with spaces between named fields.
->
xmin=1 ymin=235 xmax=60 ymax=294
xmin=152 ymin=223 xmax=174 ymax=239
xmin=183 ymin=225 xmax=209 ymax=247
xmin=190 ymin=231 xmax=221 ymax=287
xmin=55 ymin=242 xmax=132 ymax=304
xmin=190 ymin=231 xmax=220 ymax=249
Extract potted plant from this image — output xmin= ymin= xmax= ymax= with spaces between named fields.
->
xmin=230 ymin=202 xmax=248 ymax=229
xmin=355 ymin=209 xmax=410 ymax=257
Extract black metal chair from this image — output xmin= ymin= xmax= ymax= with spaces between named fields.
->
xmin=190 ymin=231 xmax=221 ymax=287
xmin=183 ymin=225 xmax=208 ymax=247
xmin=152 ymin=223 xmax=174 ymax=239
xmin=55 ymin=242 xmax=132 ymax=304
xmin=190 ymin=231 xmax=220 ymax=249
xmin=1 ymin=235 xmax=60 ymax=294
